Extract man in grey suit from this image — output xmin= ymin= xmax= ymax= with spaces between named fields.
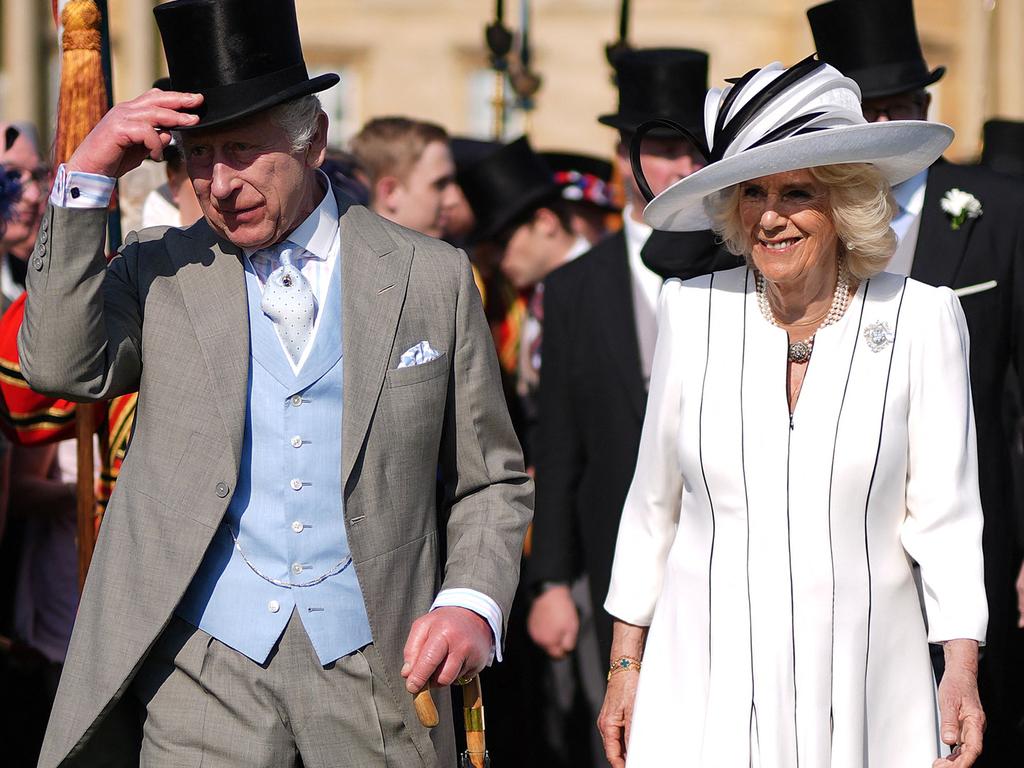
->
xmin=18 ymin=1 xmax=531 ymax=766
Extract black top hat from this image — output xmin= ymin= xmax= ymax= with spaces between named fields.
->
xmin=540 ymin=151 xmax=618 ymax=212
xmin=457 ymin=137 xmax=560 ymax=241
xmin=807 ymin=0 xmax=944 ymax=100
xmin=981 ymin=119 xmax=1024 ymax=178
xmin=599 ymin=49 xmax=709 ymax=137
xmin=154 ymin=0 xmax=339 ymax=131
xmin=450 ymin=137 xmax=501 ymax=175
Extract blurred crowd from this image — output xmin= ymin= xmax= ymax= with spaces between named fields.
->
xmin=3 ymin=0 xmax=1024 ymax=766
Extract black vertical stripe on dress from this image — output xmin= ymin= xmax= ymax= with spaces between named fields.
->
xmin=698 ymin=272 xmax=717 ymax=666
xmin=785 ymin=354 xmax=800 ymax=767
xmin=861 ymin=276 xmax=909 ymax=736
xmin=826 ymin=278 xmax=871 ymax=744
xmin=740 ymin=268 xmax=757 ymax=764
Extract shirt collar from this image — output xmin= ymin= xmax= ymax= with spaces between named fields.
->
xmin=244 ymin=171 xmax=338 ymax=260
xmin=892 ymin=168 xmax=929 ymax=216
xmin=622 ymin=204 xmax=653 ymax=257
xmin=563 ymin=235 xmax=591 ymax=265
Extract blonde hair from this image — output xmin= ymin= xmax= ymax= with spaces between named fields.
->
xmin=349 ymin=117 xmax=448 ymax=188
xmin=705 ymin=163 xmax=898 ymax=280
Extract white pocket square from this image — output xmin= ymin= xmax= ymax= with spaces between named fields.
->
xmin=397 ymin=341 xmax=443 ymax=368
xmin=954 ymin=280 xmax=997 ymax=298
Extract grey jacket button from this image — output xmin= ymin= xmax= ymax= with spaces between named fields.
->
xmin=38 ymin=229 xmax=48 ymax=244
xmin=31 ymin=256 xmax=43 ymax=271
xmin=215 ymin=481 xmax=230 ymax=498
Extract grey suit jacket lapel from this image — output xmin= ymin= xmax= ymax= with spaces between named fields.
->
xmin=165 ymin=222 xmax=250 ymax=467
xmin=341 ymin=206 xmax=412 ymax=490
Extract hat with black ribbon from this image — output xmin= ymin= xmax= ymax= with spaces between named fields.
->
xmin=457 ymin=136 xmax=560 ymax=242
xmin=633 ymin=56 xmax=952 ymax=232
xmin=599 ymin=48 xmax=709 ymax=138
xmin=807 ymin=0 xmax=944 ymax=100
xmin=540 ymin=151 xmax=619 ymax=212
xmin=154 ymin=0 xmax=338 ymax=131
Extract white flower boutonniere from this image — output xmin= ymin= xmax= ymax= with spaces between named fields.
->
xmin=940 ymin=188 xmax=983 ymax=230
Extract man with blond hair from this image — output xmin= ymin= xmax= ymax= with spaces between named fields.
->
xmin=350 ymin=117 xmax=459 ymax=238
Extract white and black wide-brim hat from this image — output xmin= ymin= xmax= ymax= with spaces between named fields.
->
xmin=637 ymin=57 xmax=952 ymax=232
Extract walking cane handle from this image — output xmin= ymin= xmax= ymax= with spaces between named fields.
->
xmin=461 ymin=676 xmax=486 ymax=768
xmin=413 ymin=689 xmax=440 ymax=728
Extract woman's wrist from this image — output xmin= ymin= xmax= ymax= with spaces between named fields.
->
xmin=941 ymin=638 xmax=980 ymax=674
xmin=609 ymin=619 xmax=648 ymax=663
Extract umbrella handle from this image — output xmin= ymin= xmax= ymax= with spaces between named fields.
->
xmin=413 ymin=689 xmax=439 ymax=728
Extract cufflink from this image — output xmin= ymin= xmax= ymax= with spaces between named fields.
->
xmin=70 ymin=187 xmax=81 ymax=199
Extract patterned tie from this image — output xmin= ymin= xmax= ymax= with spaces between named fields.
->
xmin=259 ymin=243 xmax=315 ymax=366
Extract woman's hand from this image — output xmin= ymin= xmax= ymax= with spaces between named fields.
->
xmin=598 ymin=665 xmax=640 ymax=767
xmin=597 ymin=620 xmax=648 ymax=768
xmin=932 ymin=639 xmax=985 ymax=768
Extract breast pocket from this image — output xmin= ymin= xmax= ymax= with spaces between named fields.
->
xmin=385 ymin=353 xmax=449 ymax=389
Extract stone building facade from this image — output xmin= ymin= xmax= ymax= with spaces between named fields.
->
xmin=2 ymin=0 xmax=1021 ymax=163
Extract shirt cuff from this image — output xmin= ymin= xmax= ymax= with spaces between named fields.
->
xmin=50 ymin=164 xmax=115 ymax=209
xmin=431 ymin=588 xmax=504 ymax=664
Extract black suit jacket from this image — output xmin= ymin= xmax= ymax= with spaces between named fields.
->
xmin=528 ymin=227 xmax=739 ymax=660
xmin=910 ymin=161 xmax=1024 ymax=659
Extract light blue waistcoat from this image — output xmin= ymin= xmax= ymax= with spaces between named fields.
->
xmin=177 ymin=258 xmax=372 ymax=665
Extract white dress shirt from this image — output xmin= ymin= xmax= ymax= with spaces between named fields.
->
xmin=887 ymin=168 xmax=929 ymax=277
xmin=622 ymin=204 xmax=662 ymax=384
xmin=50 ymin=164 xmax=506 ymax=660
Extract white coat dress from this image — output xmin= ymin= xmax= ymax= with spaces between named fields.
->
xmin=605 ymin=267 xmax=987 ymax=767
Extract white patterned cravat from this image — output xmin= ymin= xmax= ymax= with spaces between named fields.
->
xmin=259 ymin=243 xmax=315 ymax=366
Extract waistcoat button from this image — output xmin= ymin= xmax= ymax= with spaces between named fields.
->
xmin=215 ymin=481 xmax=230 ymax=498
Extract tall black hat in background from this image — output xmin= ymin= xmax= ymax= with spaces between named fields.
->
xmin=450 ymin=137 xmax=501 ymax=176
xmin=541 ymin=151 xmax=618 ymax=212
xmin=599 ymin=48 xmax=709 ymax=137
xmin=154 ymin=0 xmax=339 ymax=130
xmin=980 ymin=119 xmax=1024 ymax=179
xmin=457 ymin=137 xmax=559 ymax=241
xmin=807 ymin=0 xmax=944 ymax=99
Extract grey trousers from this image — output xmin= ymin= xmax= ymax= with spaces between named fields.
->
xmin=131 ymin=612 xmax=421 ymax=767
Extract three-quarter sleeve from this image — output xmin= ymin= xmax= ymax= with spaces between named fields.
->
xmin=902 ymin=286 xmax=988 ymax=644
xmin=604 ymin=278 xmax=687 ymax=626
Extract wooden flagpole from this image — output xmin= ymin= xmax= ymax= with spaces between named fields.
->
xmin=52 ymin=0 xmax=114 ymax=593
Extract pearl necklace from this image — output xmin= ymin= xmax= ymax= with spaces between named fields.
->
xmin=755 ymin=259 xmax=850 ymax=364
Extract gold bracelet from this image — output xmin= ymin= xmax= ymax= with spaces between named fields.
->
xmin=607 ymin=656 xmax=642 ymax=680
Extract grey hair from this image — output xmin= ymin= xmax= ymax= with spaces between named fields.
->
xmin=171 ymin=94 xmax=324 ymax=154
xmin=704 ymin=163 xmax=898 ymax=281
xmin=267 ymin=95 xmax=323 ymax=152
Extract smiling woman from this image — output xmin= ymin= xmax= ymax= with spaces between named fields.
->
xmin=598 ymin=57 xmax=989 ymax=768
xmin=708 ymin=163 xmax=897 ymax=281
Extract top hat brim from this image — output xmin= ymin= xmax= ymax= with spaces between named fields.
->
xmin=599 ymin=112 xmax=703 ymax=139
xmin=643 ymin=121 xmax=951 ymax=232
xmin=176 ymin=72 xmax=339 ymax=132
xmin=852 ymin=64 xmax=945 ymax=100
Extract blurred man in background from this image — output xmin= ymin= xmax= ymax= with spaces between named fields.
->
xmin=350 ymin=116 xmax=459 ymax=238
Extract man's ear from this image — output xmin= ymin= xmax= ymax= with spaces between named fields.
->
xmin=375 ymin=175 xmax=401 ymax=211
xmin=307 ymin=111 xmax=330 ymax=169
xmin=534 ymin=207 xmax=563 ymax=238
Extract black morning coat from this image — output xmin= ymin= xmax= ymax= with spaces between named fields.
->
xmin=528 ymin=226 xmax=740 ymax=662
